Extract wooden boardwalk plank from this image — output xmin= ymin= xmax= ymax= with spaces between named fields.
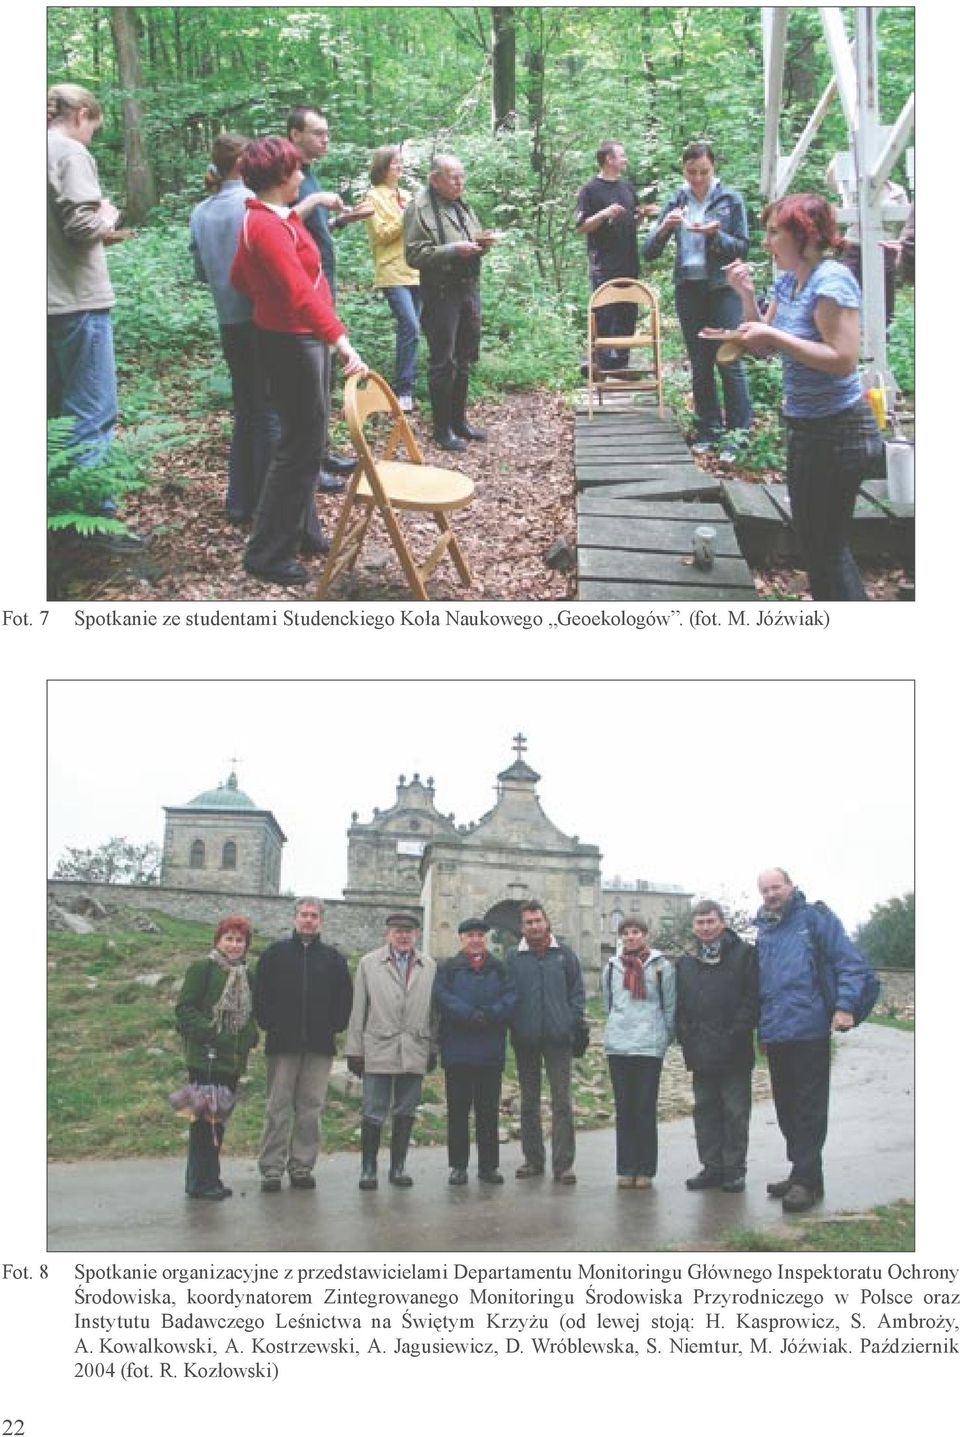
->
xmin=860 ymin=480 xmax=915 ymax=522
xmin=578 ymin=515 xmax=742 ymax=556
xmin=577 ymin=497 xmax=729 ymax=522
xmin=580 ymin=580 xmax=759 ymax=602
xmin=579 ymin=547 xmax=756 ymax=588
xmin=579 ymin=474 xmax=724 ymax=501
xmin=575 ymin=432 xmax=689 ymax=449
xmin=720 ymin=478 xmax=787 ymax=523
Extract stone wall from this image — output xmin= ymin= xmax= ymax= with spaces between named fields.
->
xmin=47 ymin=880 xmax=419 ymax=956
xmin=875 ymin=968 xmax=915 ymax=1019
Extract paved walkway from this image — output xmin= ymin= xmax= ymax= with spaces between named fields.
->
xmin=48 ymin=1025 xmax=912 ymax=1252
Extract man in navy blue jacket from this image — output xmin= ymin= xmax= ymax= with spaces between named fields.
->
xmin=435 ymin=919 xmax=517 ymax=1185
xmin=755 ymin=868 xmax=874 ymax=1213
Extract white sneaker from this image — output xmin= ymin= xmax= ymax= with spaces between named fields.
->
xmin=397 ymin=394 xmax=414 ymax=413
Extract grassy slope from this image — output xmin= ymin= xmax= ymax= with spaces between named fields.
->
xmin=48 ymin=915 xmax=621 ymax=1162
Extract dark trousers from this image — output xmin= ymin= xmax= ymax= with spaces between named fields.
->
xmin=420 ymin=281 xmax=482 ymax=388
xmin=607 ymin=1054 xmax=662 ymax=1177
xmin=515 ymin=1045 xmax=575 ymax=1174
xmin=184 ymin=1070 xmax=235 ymax=1195
xmin=786 ymin=402 xmax=876 ymax=601
xmin=244 ymin=330 xmax=329 ymax=570
xmin=692 ymin=1067 xmax=753 ymax=1178
xmin=766 ymin=1038 xmax=830 ymax=1191
xmin=444 ymin=1064 xmax=502 ymax=1171
xmin=219 ymin=322 xmax=280 ymax=521
xmin=591 ymin=270 xmax=638 ymax=369
xmin=675 ymin=281 xmax=752 ymax=437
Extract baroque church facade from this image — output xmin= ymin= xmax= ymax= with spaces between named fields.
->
xmin=343 ymin=738 xmax=691 ymax=965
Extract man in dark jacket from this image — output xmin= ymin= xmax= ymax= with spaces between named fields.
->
xmin=435 ymin=918 xmax=517 ymax=1186
xmin=676 ymin=900 xmax=758 ymax=1193
xmin=253 ymin=896 xmax=353 ymax=1192
xmin=506 ymin=901 xmax=585 ymax=1183
xmin=403 ymin=153 xmax=496 ymax=451
xmin=286 ymin=105 xmax=373 ymax=495
xmin=756 ymin=868 xmax=875 ymax=1213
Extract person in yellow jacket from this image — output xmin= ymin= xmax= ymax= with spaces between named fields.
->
xmin=365 ymin=146 xmax=421 ymax=411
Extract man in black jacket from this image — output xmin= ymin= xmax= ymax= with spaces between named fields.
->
xmin=253 ymin=896 xmax=353 ymax=1192
xmin=675 ymin=900 xmax=758 ymax=1193
xmin=506 ymin=901 xmax=585 ymax=1184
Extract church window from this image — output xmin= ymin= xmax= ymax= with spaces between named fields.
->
xmin=609 ymin=908 xmax=624 ymax=934
xmin=222 ymin=840 xmax=237 ymax=870
xmin=190 ymin=840 xmax=205 ymax=869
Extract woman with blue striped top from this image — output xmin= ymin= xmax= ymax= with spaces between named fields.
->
xmin=721 ymin=193 xmax=880 ymax=601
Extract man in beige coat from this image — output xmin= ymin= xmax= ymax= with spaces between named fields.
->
xmin=346 ymin=912 xmax=437 ymax=1190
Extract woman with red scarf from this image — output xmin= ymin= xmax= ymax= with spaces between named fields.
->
xmin=230 ymin=137 xmax=367 ymax=587
xmin=602 ymin=916 xmax=676 ymax=1189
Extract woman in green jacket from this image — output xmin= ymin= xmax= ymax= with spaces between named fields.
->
xmin=175 ymin=915 xmax=258 ymax=1201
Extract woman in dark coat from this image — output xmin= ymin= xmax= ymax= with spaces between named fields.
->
xmin=175 ymin=915 xmax=258 ymax=1201
xmin=434 ymin=920 xmax=517 ymax=1185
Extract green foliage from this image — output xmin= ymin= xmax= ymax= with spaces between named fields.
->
xmin=854 ymin=892 xmax=914 ymax=971
xmin=887 ymin=291 xmax=915 ymax=398
xmin=47 ymin=5 xmax=914 ymax=437
xmin=48 ymin=415 xmax=189 ymax=535
xmin=108 ymin=224 xmax=218 ymax=377
xmin=53 ymin=836 xmax=162 ymax=885
xmin=724 ymin=1200 xmax=914 ymax=1253
xmin=48 ymin=418 xmax=149 ymax=534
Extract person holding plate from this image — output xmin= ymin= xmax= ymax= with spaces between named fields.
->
xmin=643 ymin=141 xmax=752 ymax=462
xmin=721 ymin=193 xmax=879 ymax=601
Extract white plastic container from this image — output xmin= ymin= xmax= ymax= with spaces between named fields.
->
xmin=885 ymin=439 xmax=915 ymax=504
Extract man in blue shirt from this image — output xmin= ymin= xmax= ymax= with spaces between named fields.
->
xmin=286 ymin=106 xmax=373 ymax=496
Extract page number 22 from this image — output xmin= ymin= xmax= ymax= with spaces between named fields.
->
xmin=3 ymin=1422 xmax=25 ymax=1435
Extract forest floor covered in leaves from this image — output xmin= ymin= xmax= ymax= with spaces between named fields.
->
xmin=51 ymin=390 xmax=577 ymax=603
xmin=50 ymin=387 xmax=909 ymax=603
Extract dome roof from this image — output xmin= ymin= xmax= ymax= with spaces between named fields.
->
xmin=186 ymin=771 xmax=256 ymax=810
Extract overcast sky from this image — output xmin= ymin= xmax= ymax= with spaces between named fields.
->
xmin=47 ymin=680 xmax=912 ymax=929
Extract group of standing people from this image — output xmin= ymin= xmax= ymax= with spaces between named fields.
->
xmin=175 ymin=872 xmax=876 ymax=1217
xmin=577 ymin=136 xmax=911 ymax=601
xmin=187 ymin=116 xmax=496 ymax=586
xmin=49 ymin=83 xmax=908 ymax=603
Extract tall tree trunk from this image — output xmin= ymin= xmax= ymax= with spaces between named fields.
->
xmin=492 ymin=6 xmax=516 ymax=132
xmin=109 ymin=6 xmax=158 ymax=223
xmin=91 ymin=7 xmax=102 ymax=77
xmin=525 ymin=37 xmax=545 ymax=172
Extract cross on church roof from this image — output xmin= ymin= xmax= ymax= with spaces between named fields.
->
xmin=512 ymin=732 xmax=527 ymax=761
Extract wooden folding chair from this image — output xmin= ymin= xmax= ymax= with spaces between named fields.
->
xmin=586 ymin=278 xmax=665 ymax=419
xmin=316 ymin=371 xmax=475 ymax=601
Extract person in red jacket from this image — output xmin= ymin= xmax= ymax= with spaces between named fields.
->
xmin=230 ymin=137 xmax=366 ymax=587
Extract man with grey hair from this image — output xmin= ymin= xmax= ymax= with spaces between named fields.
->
xmin=403 ymin=152 xmax=496 ymax=450
xmin=346 ymin=912 xmax=438 ymax=1191
xmin=253 ymin=896 xmax=353 ymax=1192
